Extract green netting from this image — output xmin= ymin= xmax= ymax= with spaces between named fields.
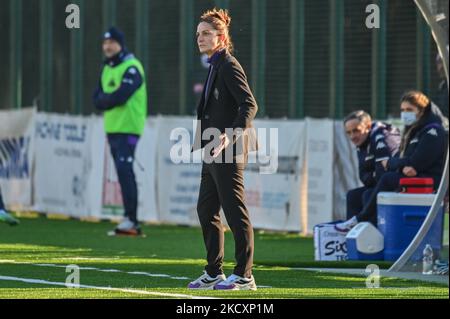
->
xmin=0 ymin=0 xmax=446 ymax=120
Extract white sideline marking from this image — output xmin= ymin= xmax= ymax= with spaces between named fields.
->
xmin=35 ymin=263 xmax=190 ymax=280
xmin=0 ymin=275 xmax=216 ymax=299
xmin=2 ymin=261 xmax=190 ymax=280
xmin=69 ymin=257 xmax=121 ymax=261
xmin=1 ymin=261 xmax=272 ymax=288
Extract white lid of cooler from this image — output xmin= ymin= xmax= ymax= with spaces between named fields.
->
xmin=377 ymin=192 xmax=443 ymax=206
xmin=346 ymin=222 xmax=384 ymax=254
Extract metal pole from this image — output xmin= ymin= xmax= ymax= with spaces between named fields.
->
xmin=329 ymin=0 xmax=344 ymax=119
xmin=416 ymin=7 xmax=431 ymax=95
xmin=40 ymin=0 xmax=52 ymax=112
xmin=70 ymin=0 xmax=84 ymax=114
xmin=371 ymin=0 xmax=387 ymax=119
xmin=179 ymin=0 xmax=194 ymax=115
xmin=251 ymin=0 xmax=266 ymax=117
xmin=9 ymin=0 xmax=22 ymax=109
xmin=102 ymin=0 xmax=116 ymax=31
xmin=289 ymin=0 xmax=305 ymax=119
xmin=136 ymin=0 xmax=150 ymax=73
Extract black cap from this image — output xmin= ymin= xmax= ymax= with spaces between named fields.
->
xmin=103 ymin=27 xmax=125 ymax=48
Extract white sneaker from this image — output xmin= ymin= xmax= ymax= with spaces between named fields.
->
xmin=116 ymin=218 xmax=135 ymax=231
xmin=187 ymin=271 xmax=226 ymax=290
xmin=214 ymin=274 xmax=257 ymax=291
xmin=334 ymin=216 xmax=358 ymax=233
xmin=107 ymin=218 xmax=141 ymax=236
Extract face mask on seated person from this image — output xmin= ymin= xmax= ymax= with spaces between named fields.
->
xmin=401 ymin=112 xmax=417 ymax=126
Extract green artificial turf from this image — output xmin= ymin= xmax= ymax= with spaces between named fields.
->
xmin=0 ymin=216 xmax=447 ymax=299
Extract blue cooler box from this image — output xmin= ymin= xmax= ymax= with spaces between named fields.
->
xmin=377 ymin=192 xmax=444 ymax=261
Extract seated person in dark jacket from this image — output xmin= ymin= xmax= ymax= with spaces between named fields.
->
xmin=336 ymin=91 xmax=448 ymax=232
xmin=343 ymin=110 xmax=401 ymax=226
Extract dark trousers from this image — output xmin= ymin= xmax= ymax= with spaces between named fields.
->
xmin=356 ymin=172 xmax=402 ymax=224
xmin=197 ymin=161 xmax=254 ymax=278
xmin=0 ymin=189 xmax=5 ymax=210
xmin=347 ymin=186 xmax=374 ymax=223
xmin=107 ymin=133 xmax=139 ymax=224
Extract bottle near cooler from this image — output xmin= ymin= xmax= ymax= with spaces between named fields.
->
xmin=422 ymin=244 xmax=434 ymax=275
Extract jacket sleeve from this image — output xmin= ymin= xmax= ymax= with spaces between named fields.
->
xmin=93 ymin=66 xmax=143 ymax=111
xmin=388 ymin=128 xmax=445 ymax=173
xmin=372 ymin=131 xmax=392 ymax=162
xmin=401 ymin=127 xmax=446 ymax=172
xmin=372 ymin=130 xmax=392 ymax=180
xmin=222 ymin=61 xmax=258 ymax=130
xmin=358 ymin=151 xmax=376 ymax=187
xmin=93 ymin=80 xmax=113 ymax=111
xmin=387 ymin=154 xmax=408 ymax=172
xmin=360 ymin=171 xmax=377 ymax=188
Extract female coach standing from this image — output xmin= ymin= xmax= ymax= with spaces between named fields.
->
xmin=188 ymin=8 xmax=259 ymax=291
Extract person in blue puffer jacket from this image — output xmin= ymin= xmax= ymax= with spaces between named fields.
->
xmin=343 ymin=110 xmax=401 ymax=226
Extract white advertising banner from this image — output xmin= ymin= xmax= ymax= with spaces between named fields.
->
xmin=33 ymin=113 xmax=104 ymax=217
xmin=244 ymin=119 xmax=306 ymax=232
xmin=155 ymin=117 xmax=307 ymax=231
xmin=314 ymin=223 xmax=348 ymax=261
xmin=101 ymin=118 xmax=159 ymax=223
xmin=333 ymin=121 xmax=362 ymax=221
xmin=304 ymin=118 xmax=335 ymax=234
xmin=0 ymin=107 xmax=36 ymax=208
xmin=0 ymin=110 xmax=359 ymax=232
xmin=156 ymin=116 xmax=202 ymax=226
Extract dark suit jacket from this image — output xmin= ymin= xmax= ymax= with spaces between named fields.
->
xmin=192 ymin=51 xmax=258 ymax=158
